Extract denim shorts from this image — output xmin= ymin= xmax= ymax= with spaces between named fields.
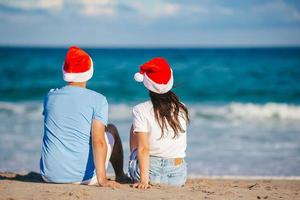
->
xmin=128 ymin=149 xmax=187 ymax=186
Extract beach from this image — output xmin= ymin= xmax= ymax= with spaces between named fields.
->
xmin=1 ymin=48 xmax=300 ymax=199
xmin=1 ymin=172 xmax=299 ymax=200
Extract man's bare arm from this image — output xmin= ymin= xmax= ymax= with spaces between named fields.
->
xmin=92 ymin=119 xmax=120 ymax=188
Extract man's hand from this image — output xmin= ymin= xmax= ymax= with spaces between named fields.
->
xmin=99 ymin=179 xmax=121 ymax=189
xmin=133 ymin=181 xmax=151 ymax=189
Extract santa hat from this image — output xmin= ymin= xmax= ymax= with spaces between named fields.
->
xmin=62 ymin=46 xmax=93 ymax=82
xmin=134 ymin=57 xmax=173 ymax=94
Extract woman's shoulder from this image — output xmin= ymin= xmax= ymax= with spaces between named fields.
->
xmin=133 ymin=100 xmax=152 ymax=112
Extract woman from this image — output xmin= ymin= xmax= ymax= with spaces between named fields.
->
xmin=129 ymin=57 xmax=189 ymax=189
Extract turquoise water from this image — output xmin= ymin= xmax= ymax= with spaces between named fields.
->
xmin=0 ymin=47 xmax=300 ymax=176
xmin=1 ymin=47 xmax=300 ymax=103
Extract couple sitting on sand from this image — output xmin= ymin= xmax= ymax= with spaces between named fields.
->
xmin=40 ymin=46 xmax=189 ymax=189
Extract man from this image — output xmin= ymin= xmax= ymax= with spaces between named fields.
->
xmin=40 ymin=46 xmax=127 ymax=188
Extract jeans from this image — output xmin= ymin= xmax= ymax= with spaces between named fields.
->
xmin=129 ymin=149 xmax=187 ymax=186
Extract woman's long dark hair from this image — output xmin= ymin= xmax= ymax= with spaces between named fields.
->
xmin=149 ymin=90 xmax=189 ymax=139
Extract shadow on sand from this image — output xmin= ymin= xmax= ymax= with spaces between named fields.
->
xmin=0 ymin=171 xmax=44 ymax=183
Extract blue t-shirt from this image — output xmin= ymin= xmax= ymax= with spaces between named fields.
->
xmin=40 ymin=85 xmax=108 ymax=183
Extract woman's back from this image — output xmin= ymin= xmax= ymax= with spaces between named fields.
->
xmin=133 ymin=100 xmax=187 ymax=158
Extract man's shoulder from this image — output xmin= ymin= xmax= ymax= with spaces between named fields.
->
xmin=45 ymin=88 xmax=60 ymax=99
xmin=84 ymin=88 xmax=106 ymax=98
xmin=46 ymin=87 xmax=66 ymax=95
xmin=48 ymin=88 xmax=59 ymax=94
xmin=46 ymin=87 xmax=107 ymax=103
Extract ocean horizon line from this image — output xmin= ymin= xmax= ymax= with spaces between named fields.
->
xmin=1 ymin=45 xmax=300 ymax=50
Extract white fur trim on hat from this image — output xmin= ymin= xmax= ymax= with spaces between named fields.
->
xmin=62 ymin=58 xmax=94 ymax=82
xmin=142 ymin=70 xmax=173 ymax=94
xmin=134 ymin=72 xmax=144 ymax=82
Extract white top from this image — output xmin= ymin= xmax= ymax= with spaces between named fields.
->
xmin=132 ymin=100 xmax=187 ymax=158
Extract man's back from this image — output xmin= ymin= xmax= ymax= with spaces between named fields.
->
xmin=40 ymin=85 xmax=108 ymax=183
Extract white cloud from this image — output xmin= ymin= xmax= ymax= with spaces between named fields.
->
xmin=161 ymin=3 xmax=180 ymax=16
xmin=0 ymin=0 xmax=233 ymax=19
xmin=0 ymin=0 xmax=117 ymax=16
xmin=81 ymin=0 xmax=111 ymax=5
xmin=1 ymin=0 xmax=63 ymax=11
xmin=79 ymin=0 xmax=117 ymax=17
xmin=81 ymin=6 xmax=115 ymax=16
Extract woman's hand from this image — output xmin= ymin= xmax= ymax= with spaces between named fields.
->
xmin=99 ymin=179 xmax=121 ymax=189
xmin=133 ymin=181 xmax=151 ymax=189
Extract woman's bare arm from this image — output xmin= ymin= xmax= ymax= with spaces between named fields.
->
xmin=134 ymin=131 xmax=151 ymax=189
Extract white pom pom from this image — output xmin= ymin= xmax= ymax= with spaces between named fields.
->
xmin=134 ymin=72 xmax=144 ymax=82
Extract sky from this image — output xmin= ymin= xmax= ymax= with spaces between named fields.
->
xmin=0 ymin=0 xmax=300 ymax=47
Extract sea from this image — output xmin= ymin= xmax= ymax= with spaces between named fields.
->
xmin=0 ymin=47 xmax=300 ymax=178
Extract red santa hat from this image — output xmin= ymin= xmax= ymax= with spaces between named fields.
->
xmin=62 ymin=46 xmax=93 ymax=82
xmin=134 ymin=57 xmax=173 ymax=94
